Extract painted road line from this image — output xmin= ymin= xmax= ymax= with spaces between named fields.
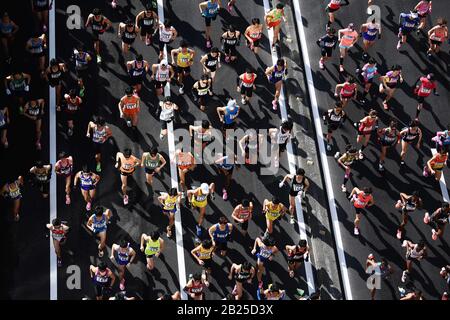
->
xmin=49 ymin=0 xmax=57 ymax=300
xmin=292 ymin=0 xmax=352 ymax=299
xmin=158 ymin=0 xmax=187 ymax=300
xmin=430 ymin=149 xmax=450 ymax=202
xmin=263 ymin=0 xmax=315 ymax=295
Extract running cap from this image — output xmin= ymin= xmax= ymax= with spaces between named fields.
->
xmin=160 ymin=59 xmax=168 ymax=66
xmin=200 ymin=183 xmax=210 ymax=194
xmin=368 ymin=253 xmax=375 ymax=260
xmin=348 ymin=23 xmax=355 ymax=30
xmin=409 ymin=10 xmax=418 ymax=19
xmin=227 ymin=99 xmax=237 ymax=110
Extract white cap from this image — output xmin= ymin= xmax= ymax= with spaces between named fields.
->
xmin=200 ymin=183 xmax=210 ymax=194
xmin=160 ymin=59 xmax=168 ymax=66
xmin=227 ymin=99 xmax=236 ymax=110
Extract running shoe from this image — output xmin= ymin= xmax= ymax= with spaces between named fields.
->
xmin=272 ymin=100 xmax=278 ymax=111
xmin=14 ymin=214 xmax=20 ymax=222
xmin=160 ymin=133 xmax=164 ymax=140
xmin=232 ymin=285 xmax=237 ymax=295
xmin=97 ymin=55 xmax=102 ymax=63
xmin=86 ymin=202 xmax=92 ymax=211
xmin=179 ymin=86 xmax=184 ymax=94
xmin=290 ymin=216 xmax=295 ymax=224
xmin=358 ymin=150 xmax=364 ymax=160
xmin=432 ymin=229 xmax=438 ymax=240
xmin=210 ymin=192 xmax=215 ymax=201
xmin=145 ymin=36 xmax=151 ymax=46
xmin=400 ymin=160 xmax=405 ymax=166
xmin=354 ymin=227 xmax=360 ymax=235
xmin=339 ymin=65 xmax=344 ymax=73
xmin=427 ymin=52 xmax=432 ymax=59
xmin=36 ymin=142 xmax=41 ymax=150
xmin=272 ymin=45 xmax=277 ymax=53
xmin=126 ymin=120 xmax=132 ymax=127
xmin=334 ymin=152 xmax=340 ymax=159
xmin=378 ymin=163 xmax=384 ymax=171
xmin=227 ymin=2 xmax=233 ymax=13
xmin=196 ymin=225 xmax=202 ymax=237
xmin=225 ymin=55 xmax=230 ymax=63
xmin=57 ymin=258 xmax=62 ymax=267
xmin=241 ymin=98 xmax=246 ymax=105
xmin=401 ymin=270 xmax=408 ymax=283
xmin=206 ymin=39 xmax=212 ymax=49
xmin=341 ymin=184 xmax=347 ymax=193
xmin=67 ymin=127 xmax=73 ymax=136
xmin=396 ymin=229 xmax=402 ymax=240
xmin=258 ymin=281 xmax=263 ymax=289
xmin=65 ymin=195 xmax=71 ymax=205
xmin=396 ymin=41 xmax=401 ymax=50
xmin=98 ymin=250 xmax=104 ymax=258
xmin=326 ymin=143 xmax=332 ymax=151
xmin=222 ymin=188 xmax=228 ymax=201
xmin=319 ymin=60 xmax=324 ymax=70
xmin=123 ymin=195 xmax=129 ymax=205
xmin=383 ymin=101 xmax=389 ymax=110
xmin=423 ymin=166 xmax=429 ymax=177
xmin=119 ymin=280 xmax=125 ymax=291
xmin=423 ymin=212 xmax=430 ymax=224
xmin=111 ymin=0 xmax=117 ymax=8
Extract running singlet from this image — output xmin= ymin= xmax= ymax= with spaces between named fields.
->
xmin=143 ymin=154 xmax=160 ymax=170
xmin=241 ymin=73 xmax=256 ymax=87
xmin=217 ymin=156 xmax=234 ymax=170
xmin=224 ymin=33 xmax=238 ymax=46
xmin=194 ymin=191 xmax=207 ymax=203
xmin=26 ymin=102 xmax=42 ymax=117
xmin=408 ymin=245 xmax=425 ymax=259
xmin=123 ymin=26 xmax=137 ymax=40
xmin=202 ymin=1 xmax=219 ymax=18
xmin=288 ymin=246 xmax=307 ymax=261
xmin=56 ymin=159 xmax=72 ymax=175
xmin=276 ymin=128 xmax=290 ymax=144
xmin=237 ymin=206 xmax=251 ymax=220
xmin=224 ymin=105 xmax=238 ymax=124
xmin=177 ymin=152 xmax=193 ymax=170
xmin=92 ymin=16 xmax=106 ymax=32
xmin=120 ymin=156 xmax=137 ymax=173
xmin=319 ymin=34 xmax=338 ymax=48
xmin=48 ymin=65 xmax=63 ymax=83
xmin=196 ymin=81 xmax=210 ymax=96
xmin=340 ymin=29 xmax=358 ymax=47
xmin=290 ymin=176 xmax=305 ymax=196
xmin=258 ymin=246 xmax=273 ymax=259
xmin=236 ymin=267 xmax=251 ymax=281
xmin=33 ymin=0 xmax=49 ymax=9
xmin=204 ymin=53 xmax=218 ymax=70
xmin=328 ymin=0 xmax=341 ymax=10
xmin=327 ymin=109 xmax=345 ymax=126
xmin=51 ymin=227 xmax=66 ymax=241
xmin=159 ymin=27 xmax=174 ymax=43
xmin=352 ymin=192 xmax=372 ymax=209
xmin=359 ymin=117 xmax=376 ymax=134
xmin=380 ymin=128 xmax=399 ymax=145
xmin=213 ymin=224 xmax=230 ymax=243
xmin=416 ymin=1 xmax=432 ymax=15
xmin=270 ymin=65 xmax=285 ymax=83
xmin=28 ymin=38 xmax=44 ymax=54
xmin=266 ymin=203 xmax=282 ymax=220
xmin=155 ymin=65 xmax=170 ymax=82
xmin=363 ymin=23 xmax=379 ymax=41
xmin=160 ymin=104 xmax=174 ymax=121
xmin=267 ymin=8 xmax=284 ymax=25
xmin=340 ymin=152 xmax=357 ymax=166
xmin=92 ymin=214 xmax=107 ymax=233
xmin=0 ymin=110 xmax=6 ymax=127
xmin=0 ymin=21 xmax=14 ymax=35
xmin=75 ymin=52 xmax=89 ymax=70
xmin=362 ymin=64 xmax=377 ymax=80
xmin=400 ymin=13 xmax=419 ymax=31
xmin=384 ymin=71 xmax=401 ymax=87
xmin=94 ymin=270 xmax=110 ymax=285
xmin=121 ymin=95 xmax=139 ymax=113
xmin=188 ymin=281 xmax=203 ymax=295
xmin=430 ymin=27 xmax=447 ymax=42
xmin=140 ymin=13 xmax=155 ymax=28
xmin=197 ymin=246 xmax=213 ymax=259
xmin=92 ymin=126 xmax=107 ymax=143
xmin=116 ymin=245 xmax=130 ymax=264
xmin=34 ymin=169 xmax=49 ymax=182
xmin=129 ymin=61 xmax=146 ymax=77
xmin=248 ymin=28 xmax=262 ymax=41
xmin=163 ymin=195 xmax=177 ymax=211
xmin=430 ymin=153 xmax=448 ymax=170
xmin=404 ymin=197 xmax=417 ymax=211
xmin=80 ymin=174 xmax=94 ymax=189
xmin=177 ymin=51 xmax=192 ymax=68
xmin=144 ymin=238 xmax=160 ymax=256
xmin=340 ymin=83 xmax=356 ymax=97
xmin=7 ymin=182 xmax=21 ymax=199
xmin=9 ymin=75 xmax=26 ymax=91
xmin=402 ymin=128 xmax=419 ymax=142
xmin=416 ymin=77 xmax=436 ymax=97
xmin=65 ymin=96 xmax=81 ymax=112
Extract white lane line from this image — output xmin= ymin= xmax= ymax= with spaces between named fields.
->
xmin=49 ymin=0 xmax=57 ymax=300
xmin=292 ymin=1 xmax=352 ymax=299
xmin=263 ymin=0 xmax=315 ymax=295
xmin=158 ymin=0 xmax=187 ymax=300
xmin=430 ymin=149 xmax=450 ymax=202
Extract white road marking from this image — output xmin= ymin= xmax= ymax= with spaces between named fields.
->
xmin=263 ymin=0 xmax=315 ymax=295
xmin=430 ymin=149 xmax=449 ymax=202
xmin=158 ymin=0 xmax=188 ymax=300
xmin=292 ymin=0 xmax=353 ymax=299
xmin=49 ymin=0 xmax=58 ymax=300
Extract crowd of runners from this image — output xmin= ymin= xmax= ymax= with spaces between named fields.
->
xmin=0 ymin=0 xmax=448 ymax=301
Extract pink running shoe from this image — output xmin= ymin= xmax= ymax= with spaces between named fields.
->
xmin=111 ymin=0 xmax=117 ymax=8
xmin=222 ymin=188 xmax=228 ymax=201
xmin=119 ymin=280 xmax=125 ymax=291
xmin=86 ymin=201 xmax=91 ymax=211
xmin=432 ymin=229 xmax=438 ymax=240
xmin=206 ymin=39 xmax=212 ymax=49
xmin=423 ymin=212 xmax=430 ymax=224
xmin=124 ymin=195 xmax=129 ymax=205
xmin=272 ymin=100 xmax=278 ymax=110
xmin=65 ymin=195 xmax=71 ymax=205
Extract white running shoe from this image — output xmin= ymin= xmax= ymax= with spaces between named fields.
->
xmin=354 ymin=227 xmax=359 ymax=235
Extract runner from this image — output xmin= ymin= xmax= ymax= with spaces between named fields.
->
xmin=286 ymin=239 xmax=309 ymax=278
xmin=0 ymin=12 xmax=19 ymax=64
xmin=360 ymin=18 xmax=381 ymax=59
xmin=31 ymin=0 xmax=51 ymax=32
xmin=334 ymin=75 xmax=357 ymax=108
xmin=118 ymin=19 xmax=139 ymax=54
xmin=414 ymin=73 xmax=438 ymax=119
xmin=366 ymin=254 xmax=393 ymax=300
xmin=126 ymin=54 xmax=149 ymax=96
xmin=214 ymin=153 xmax=238 ymax=201
xmin=135 ymin=3 xmax=158 ymax=46
xmin=317 ymin=27 xmax=338 ymax=70
xmin=54 ymin=151 xmax=73 ymax=205
xmin=322 ymin=101 xmax=346 ymax=151
xmin=427 ymin=18 xmax=448 ymax=57
xmin=199 ymin=0 xmax=220 ymax=48
xmin=60 ymin=89 xmax=82 ymax=137
xmin=355 ymin=109 xmax=378 ymax=159
xmin=193 ymin=74 xmax=213 ymax=111
xmin=29 ymin=160 xmax=52 ymax=199
xmin=260 ymin=283 xmax=285 ymax=300
xmin=335 ymin=144 xmax=358 ymax=192
xmin=158 ymin=187 xmax=181 ymax=237
xmin=423 ymin=146 xmax=448 ymax=181
xmin=89 ymin=262 xmax=115 ymax=300
xmin=0 ymin=105 xmax=9 ymax=148
xmin=157 ymin=19 xmax=177 ymax=60
xmin=217 ymin=99 xmax=240 ymax=134
xmin=141 ymin=147 xmax=166 ymax=186
xmin=231 ymin=199 xmax=253 ymax=237
xmin=191 ymin=239 xmax=215 ymax=281
xmin=325 ymin=0 xmax=343 ymax=26
xmin=238 ymin=130 xmax=261 ymax=165
xmin=228 ymin=261 xmax=255 ymax=300
xmin=200 ymin=47 xmax=221 ymax=83
xmin=86 ymin=206 xmax=112 ymax=257
xmin=414 ymin=0 xmax=432 ymax=31
xmin=175 ymin=148 xmax=196 ymax=197
xmin=72 ymin=44 xmax=91 ymax=97
xmin=1 ymin=176 xmax=24 ymax=221
xmin=265 ymin=58 xmax=288 ymax=110
xmin=264 ymin=3 xmax=286 ymax=52
xmin=73 ymin=165 xmax=100 ymax=211
xmin=236 ymin=68 xmax=257 ymax=105
xmin=171 ymin=41 xmax=195 ymax=94
xmin=158 ymin=96 xmax=178 ymax=139
xmin=382 ymin=66 xmax=407 ymax=108
xmin=279 ymin=168 xmax=310 ymax=223
xmin=377 ymin=119 xmax=400 ymax=171
xmin=401 ymin=239 xmax=427 ymax=282
xmin=399 ymin=120 xmax=422 ymax=165
xmin=263 ymin=197 xmax=287 ymax=234
xmin=115 ymin=148 xmax=141 ymax=205
xmin=395 ymin=191 xmax=423 ymax=239
xmin=86 ymin=116 xmax=112 ymax=173
xmin=189 ymin=120 xmax=213 ymax=158
xmin=397 ymin=10 xmax=420 ymax=50
xmin=251 ymin=235 xmax=278 ymax=288
xmin=356 ymin=58 xmax=378 ymax=104
xmin=349 ymin=186 xmax=374 ymax=236
xmin=227 ymin=0 xmax=237 ymax=13
xmin=221 ymin=25 xmax=240 ymax=63
xmin=118 ymin=87 xmax=140 ymax=138
xmin=45 ymin=59 xmax=66 ymax=109
xmin=187 ymin=183 xmax=215 ymax=237
xmin=432 ymin=124 xmax=450 ymax=152
xmin=140 ymin=231 xmax=165 ymax=271
xmin=269 ymin=119 xmax=293 ymax=154
xmin=46 ymin=218 xmax=69 ymax=267
xmin=4 ymin=71 xmax=31 ymax=108
xmin=338 ymin=23 xmax=358 ymax=72
xmin=244 ymin=18 xmax=263 ymax=54
xmin=22 ymin=98 xmax=45 ymax=150
xmin=151 ymin=59 xmax=174 ymax=97
xmin=209 ymin=216 xmax=233 ymax=256
xmin=85 ymin=8 xmax=112 ymax=63
xmin=183 ymin=272 xmax=208 ymax=300
xmin=25 ymin=31 xmax=46 ymax=72
xmin=423 ymin=202 xmax=450 ymax=240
